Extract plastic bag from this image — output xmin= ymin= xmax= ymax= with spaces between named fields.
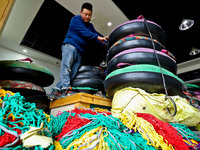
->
xmin=111 ymin=87 xmax=200 ymax=126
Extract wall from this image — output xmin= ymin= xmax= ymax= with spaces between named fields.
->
xmin=177 ymin=58 xmax=200 ymax=74
xmin=0 ymin=46 xmax=61 ymax=93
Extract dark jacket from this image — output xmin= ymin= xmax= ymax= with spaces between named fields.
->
xmin=63 ymin=15 xmax=100 ymax=54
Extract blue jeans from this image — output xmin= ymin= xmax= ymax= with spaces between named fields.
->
xmin=55 ymin=44 xmax=81 ymax=90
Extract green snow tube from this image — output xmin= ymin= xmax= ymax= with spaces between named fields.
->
xmin=104 ymin=64 xmax=184 ymax=97
xmin=0 ymin=60 xmax=54 ymax=87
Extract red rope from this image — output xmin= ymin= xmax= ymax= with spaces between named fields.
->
xmin=71 ymin=107 xmax=112 ymax=115
xmin=136 ymin=113 xmax=189 ymax=150
xmin=56 ymin=114 xmax=90 ymax=140
xmin=56 ymin=108 xmax=111 ymax=140
xmin=0 ymin=123 xmax=21 ymax=147
xmin=71 ymin=108 xmax=97 ymax=115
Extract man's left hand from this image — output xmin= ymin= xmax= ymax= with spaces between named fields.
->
xmin=97 ymin=36 xmax=109 ymax=44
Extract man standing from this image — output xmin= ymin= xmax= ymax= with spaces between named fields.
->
xmin=51 ymin=2 xmax=108 ymax=98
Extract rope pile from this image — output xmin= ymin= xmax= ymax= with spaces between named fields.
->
xmin=0 ymin=89 xmax=200 ymax=149
xmin=0 ymin=89 xmax=54 ymax=150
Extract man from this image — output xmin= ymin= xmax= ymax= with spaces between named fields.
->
xmin=51 ymin=2 xmax=108 ymax=98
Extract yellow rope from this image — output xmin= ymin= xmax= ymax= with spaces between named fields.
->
xmin=54 ymin=126 xmax=109 ymax=150
xmin=66 ymin=126 xmax=107 ymax=150
xmin=54 ymin=140 xmax=66 ymax=150
xmin=0 ymin=89 xmax=15 ymax=98
xmin=120 ymin=110 xmax=174 ymax=150
xmin=0 ymin=89 xmax=15 ymax=107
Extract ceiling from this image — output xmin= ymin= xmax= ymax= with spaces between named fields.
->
xmin=1 ymin=0 xmax=200 ymax=83
xmin=20 ymin=0 xmax=129 ymax=65
xmin=112 ymin=1 xmax=200 ymax=64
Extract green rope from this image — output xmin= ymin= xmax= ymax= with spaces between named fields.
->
xmin=170 ymin=123 xmax=200 ymax=141
xmin=59 ymin=113 xmax=156 ymax=150
xmin=48 ymin=111 xmax=72 ymax=137
xmin=0 ymin=93 xmax=52 ymax=149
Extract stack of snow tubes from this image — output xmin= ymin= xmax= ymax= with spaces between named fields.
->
xmin=0 ymin=60 xmax=54 ymax=111
xmin=105 ymin=18 xmax=184 ymax=97
xmin=71 ymin=65 xmax=106 ymax=94
xmin=0 ymin=60 xmax=54 ymax=96
xmin=183 ymin=83 xmax=200 ymax=109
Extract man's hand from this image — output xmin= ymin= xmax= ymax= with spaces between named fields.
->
xmin=97 ymin=36 xmax=109 ymax=44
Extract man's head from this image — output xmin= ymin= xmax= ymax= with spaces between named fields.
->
xmin=80 ymin=2 xmax=93 ymax=23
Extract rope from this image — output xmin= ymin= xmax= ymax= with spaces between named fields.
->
xmin=143 ymin=18 xmax=177 ymax=116
xmin=0 ymin=89 xmax=199 ymax=149
xmin=120 ymin=110 xmax=174 ymax=149
xmin=0 ymin=91 xmax=53 ymax=149
xmin=137 ymin=113 xmax=189 ymax=150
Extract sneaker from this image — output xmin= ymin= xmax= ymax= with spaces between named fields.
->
xmin=67 ymin=90 xmax=77 ymax=96
xmin=49 ymin=89 xmax=62 ymax=100
xmin=61 ymin=87 xmax=73 ymax=98
xmin=51 ymin=88 xmax=62 ymax=97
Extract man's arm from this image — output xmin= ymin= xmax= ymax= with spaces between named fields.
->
xmin=90 ymin=22 xmax=109 ymax=44
xmin=71 ymin=16 xmax=108 ymax=44
xmin=71 ymin=17 xmax=98 ymax=40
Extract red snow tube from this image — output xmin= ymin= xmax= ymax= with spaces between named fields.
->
xmin=107 ymin=19 xmax=167 ymax=49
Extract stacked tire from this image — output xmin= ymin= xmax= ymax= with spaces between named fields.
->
xmin=0 ymin=60 xmax=55 ymax=112
xmin=71 ymin=65 xmax=106 ymax=94
xmin=104 ymin=18 xmax=184 ymax=97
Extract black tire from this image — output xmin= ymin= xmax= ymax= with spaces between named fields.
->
xmin=104 ymin=72 xmax=183 ymax=97
xmin=107 ymin=39 xmax=164 ymax=62
xmin=108 ymin=20 xmax=167 ymax=49
xmin=187 ymin=86 xmax=200 ymax=91
xmin=78 ymin=65 xmax=106 ymax=78
xmin=0 ymin=61 xmax=54 ymax=87
xmin=72 ymin=88 xmax=98 ymax=94
xmin=26 ymin=95 xmax=50 ymax=113
xmin=71 ymin=79 xmax=104 ymax=91
xmin=107 ymin=48 xmax=177 ymax=75
xmin=74 ymin=72 xmax=105 ymax=80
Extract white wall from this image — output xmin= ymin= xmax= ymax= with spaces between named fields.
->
xmin=177 ymin=58 xmax=200 ymax=74
xmin=0 ymin=46 xmax=61 ymax=93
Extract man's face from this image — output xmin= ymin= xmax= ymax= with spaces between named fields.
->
xmin=80 ymin=8 xmax=92 ymax=23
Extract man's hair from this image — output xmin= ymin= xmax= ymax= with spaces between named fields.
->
xmin=81 ymin=2 xmax=93 ymax=11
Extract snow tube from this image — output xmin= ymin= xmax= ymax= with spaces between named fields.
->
xmin=25 ymin=95 xmax=50 ymax=113
xmin=74 ymin=72 xmax=105 ymax=80
xmin=104 ymin=65 xmax=184 ymax=97
xmin=185 ymin=84 xmax=200 ymax=91
xmin=0 ymin=61 xmax=54 ymax=87
xmin=78 ymin=65 xmax=106 ymax=78
xmin=0 ymin=80 xmax=45 ymax=97
xmin=107 ymin=36 xmax=165 ymax=62
xmin=107 ymin=19 xmax=167 ymax=49
xmin=107 ymin=48 xmax=177 ymax=75
xmin=71 ymin=79 xmax=104 ymax=91
xmin=72 ymin=87 xmax=98 ymax=94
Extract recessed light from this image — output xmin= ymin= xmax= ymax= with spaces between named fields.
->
xmin=23 ymin=49 xmax=27 ymax=53
xmin=107 ymin=22 xmax=112 ymax=26
xmin=179 ymin=19 xmax=194 ymax=31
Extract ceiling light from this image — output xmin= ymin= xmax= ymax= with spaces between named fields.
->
xmin=179 ymin=19 xmax=194 ymax=31
xmin=23 ymin=49 xmax=27 ymax=53
xmin=107 ymin=22 xmax=112 ymax=26
xmin=189 ymin=47 xmax=200 ymax=55
xmin=100 ymin=60 xmax=107 ymax=67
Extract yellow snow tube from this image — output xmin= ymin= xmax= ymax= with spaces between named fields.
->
xmin=111 ymin=87 xmax=200 ymax=126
